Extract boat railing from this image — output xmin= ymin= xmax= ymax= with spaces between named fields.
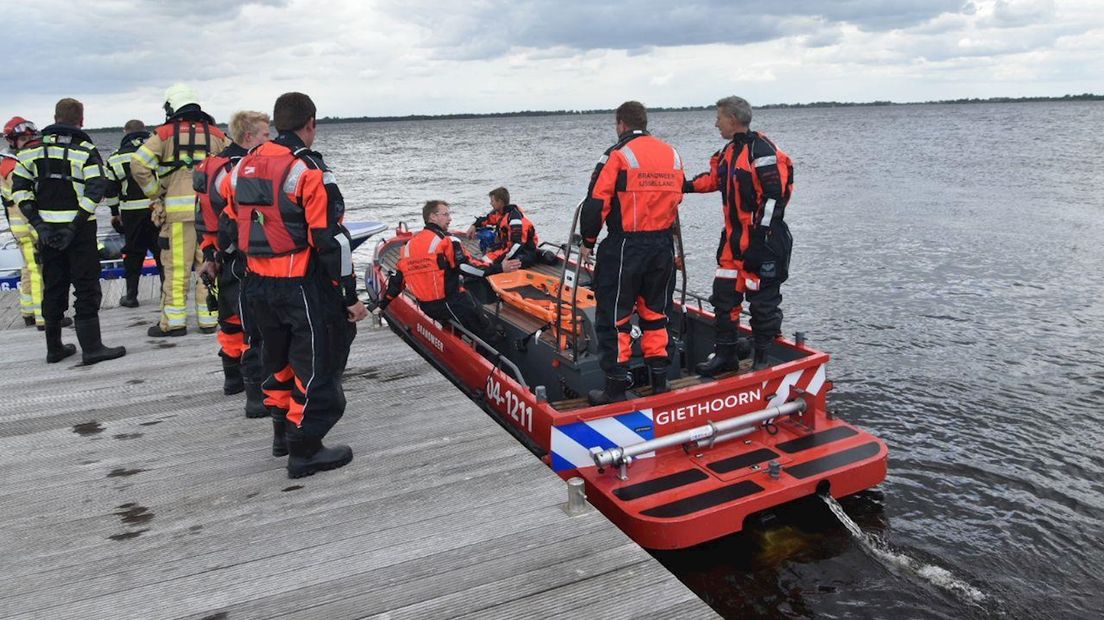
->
xmin=439 ymin=316 xmax=530 ymax=390
xmin=554 ymin=201 xmax=588 ymax=362
xmin=589 ymin=399 xmax=807 ymax=480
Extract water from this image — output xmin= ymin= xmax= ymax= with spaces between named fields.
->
xmin=820 ymin=493 xmax=987 ymax=610
xmin=82 ymin=102 xmax=1104 ymax=619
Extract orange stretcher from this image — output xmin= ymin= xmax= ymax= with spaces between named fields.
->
xmin=487 ymin=269 xmax=594 ymax=340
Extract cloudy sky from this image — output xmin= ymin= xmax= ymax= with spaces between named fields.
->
xmin=3 ymin=0 xmax=1101 ymax=128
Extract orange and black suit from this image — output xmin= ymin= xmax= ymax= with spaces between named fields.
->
xmin=196 ymin=142 xmax=264 ymax=394
xmin=685 ymin=130 xmax=793 ymax=352
xmin=380 ymin=222 xmax=506 ymax=340
xmin=581 ymin=129 xmax=684 ymax=377
xmin=483 ymin=203 xmax=540 ymax=267
xmin=219 ymin=132 xmax=357 ymax=441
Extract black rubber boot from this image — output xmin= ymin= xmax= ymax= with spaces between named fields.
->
xmin=244 ymin=381 xmax=268 ymax=418
xmin=120 ymin=274 xmax=140 ymax=307
xmin=23 ymin=316 xmax=35 ymax=327
xmin=271 ymin=408 xmax=289 ymax=457
xmin=650 ymin=366 xmax=669 ymax=395
xmin=221 ymin=356 xmax=245 ymax=395
xmin=285 ymin=426 xmax=352 ymax=478
xmin=147 ymin=324 xmax=186 ymax=337
xmin=75 ymin=317 xmax=127 ymax=365
xmin=38 ymin=316 xmax=72 ymax=331
xmin=696 ymin=343 xmax=737 ymax=377
xmin=751 ymin=348 xmax=770 ymax=371
xmin=587 ymin=374 xmax=630 ymax=406
xmin=45 ymin=321 xmax=77 ymax=363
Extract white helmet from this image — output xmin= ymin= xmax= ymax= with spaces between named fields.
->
xmin=164 ymin=83 xmax=200 ymax=115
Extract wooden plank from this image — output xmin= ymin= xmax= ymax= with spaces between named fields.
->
xmin=0 ymin=275 xmax=718 ymax=620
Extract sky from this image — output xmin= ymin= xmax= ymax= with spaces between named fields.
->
xmin=2 ymin=0 xmax=1101 ymax=128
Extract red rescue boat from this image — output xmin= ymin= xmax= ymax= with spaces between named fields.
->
xmin=366 ymin=213 xmax=887 ymax=550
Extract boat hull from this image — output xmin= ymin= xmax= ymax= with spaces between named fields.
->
xmin=372 ymin=231 xmax=888 ymax=549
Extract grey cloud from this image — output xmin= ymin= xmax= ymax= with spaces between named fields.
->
xmin=391 ymin=0 xmax=969 ymax=59
xmin=0 ymin=1 xmax=286 ymax=96
xmin=989 ymin=0 xmax=1056 ymax=27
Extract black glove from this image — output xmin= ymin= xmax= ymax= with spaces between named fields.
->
xmin=111 ymin=215 xmax=124 ymax=234
xmin=47 ymin=226 xmax=76 ymax=251
xmin=32 ymin=223 xmax=53 ymax=242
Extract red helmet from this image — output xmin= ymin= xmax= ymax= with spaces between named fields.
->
xmin=3 ymin=116 xmax=39 ymax=144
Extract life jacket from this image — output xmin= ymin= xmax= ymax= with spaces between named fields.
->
xmin=397 ymin=227 xmax=455 ymax=303
xmin=231 ymin=144 xmax=312 ymax=257
xmin=487 ymin=204 xmax=538 ymax=260
xmin=194 ymin=144 xmax=246 ymax=237
xmin=155 ymin=112 xmax=225 ymax=177
xmin=108 ymin=131 xmax=151 ymax=209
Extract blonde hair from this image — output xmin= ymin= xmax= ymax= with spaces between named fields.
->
xmin=228 ymin=110 xmax=271 ymax=144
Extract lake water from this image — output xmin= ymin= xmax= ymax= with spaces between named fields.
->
xmin=87 ymin=102 xmax=1104 ymax=619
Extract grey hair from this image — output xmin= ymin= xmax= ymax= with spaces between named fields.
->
xmin=716 ymin=96 xmax=752 ymax=126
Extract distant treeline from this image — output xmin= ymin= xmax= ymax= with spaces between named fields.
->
xmin=316 ymin=93 xmax=1103 ymax=125
xmin=88 ymin=93 xmax=1101 ymax=131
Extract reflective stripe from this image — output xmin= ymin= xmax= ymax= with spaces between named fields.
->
xmin=40 ymin=211 xmax=79 ymax=223
xmin=322 ymin=171 xmax=337 ymax=185
xmin=459 ymin=263 xmax=484 ymax=277
xmin=761 ymin=198 xmax=776 ymax=226
xmin=284 ymin=161 xmax=308 ymax=194
xmin=715 ymin=268 xmax=740 ymax=279
xmin=134 ymin=145 xmax=159 ymax=167
xmin=165 ymin=305 xmax=188 ymax=328
xmin=120 ymin=198 xmax=151 ymax=210
xmin=598 ymin=154 xmax=609 ymax=165
xmin=745 ymin=277 xmax=760 ymax=291
xmin=753 ymin=155 xmax=777 ymax=168
xmin=165 ymin=195 xmax=196 ymax=213
xmin=509 ymin=219 xmax=522 ymax=226
xmin=506 ymin=243 xmax=521 ymax=259
xmin=427 ymin=236 xmax=442 ymax=254
xmin=672 ymin=147 xmax=682 ymax=170
xmin=620 ymin=144 xmax=640 ymax=169
xmin=337 ymin=233 xmax=352 ymax=277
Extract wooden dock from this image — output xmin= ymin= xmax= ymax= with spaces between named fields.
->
xmin=0 ymin=277 xmax=718 ymax=620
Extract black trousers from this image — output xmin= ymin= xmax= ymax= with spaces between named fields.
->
xmin=39 ymin=220 xmax=101 ymax=322
xmin=419 ymin=290 xmax=493 ymax=341
xmin=710 ymin=277 xmax=783 ymax=350
xmin=244 ymin=274 xmax=356 ymax=440
xmin=219 ymin=253 xmax=263 ymax=384
xmin=120 ymin=209 xmax=162 ymax=290
xmin=592 ymin=233 xmax=676 ymax=376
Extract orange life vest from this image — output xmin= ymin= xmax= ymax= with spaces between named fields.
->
xmin=194 ymin=152 xmax=236 ymax=237
xmin=232 ymin=146 xmax=310 ymax=257
xmin=398 ymin=227 xmax=455 ymax=303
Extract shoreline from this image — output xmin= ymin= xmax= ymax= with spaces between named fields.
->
xmin=85 ymin=93 xmax=1102 ymax=132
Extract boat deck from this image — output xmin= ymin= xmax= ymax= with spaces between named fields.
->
xmin=0 ymin=277 xmax=717 ymax=620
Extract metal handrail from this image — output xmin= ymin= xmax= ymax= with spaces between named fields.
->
xmin=554 ymin=200 xmax=587 ymax=362
xmin=444 ymin=318 xmax=530 ymax=389
xmin=589 ymin=399 xmax=806 ymax=471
